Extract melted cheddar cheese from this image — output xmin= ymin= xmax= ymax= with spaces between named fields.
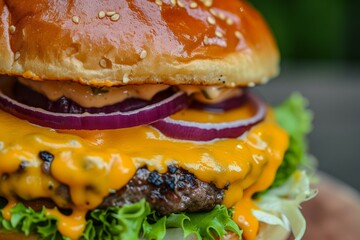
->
xmin=0 ymin=103 xmax=288 ymax=239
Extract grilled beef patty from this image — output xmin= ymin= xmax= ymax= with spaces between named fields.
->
xmin=21 ymin=167 xmax=225 ymax=216
xmin=101 ymin=167 xmax=225 ymax=215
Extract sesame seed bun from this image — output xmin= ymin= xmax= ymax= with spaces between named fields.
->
xmin=0 ymin=0 xmax=279 ymax=87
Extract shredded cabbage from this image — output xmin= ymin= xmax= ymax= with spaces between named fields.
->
xmin=253 ymin=171 xmax=318 ymax=240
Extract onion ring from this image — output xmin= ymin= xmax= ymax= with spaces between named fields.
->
xmin=190 ymin=91 xmax=246 ymax=112
xmin=152 ymin=91 xmax=266 ymax=141
xmin=0 ymin=89 xmax=188 ymax=130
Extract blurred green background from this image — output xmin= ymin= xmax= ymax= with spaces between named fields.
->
xmin=250 ymin=0 xmax=360 ymax=60
xmin=250 ymin=1 xmax=360 ymax=192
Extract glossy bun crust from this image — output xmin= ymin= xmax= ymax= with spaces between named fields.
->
xmin=0 ymin=0 xmax=279 ymax=87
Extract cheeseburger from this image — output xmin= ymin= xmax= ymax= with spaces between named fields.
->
xmin=0 ymin=0 xmax=316 ymax=239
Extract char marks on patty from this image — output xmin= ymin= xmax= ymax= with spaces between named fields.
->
xmin=102 ymin=167 xmax=225 ymax=215
xmin=20 ymin=167 xmax=225 ymax=216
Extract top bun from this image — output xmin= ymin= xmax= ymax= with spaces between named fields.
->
xmin=0 ymin=0 xmax=279 ymax=87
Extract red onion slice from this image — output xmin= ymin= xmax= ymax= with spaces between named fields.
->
xmin=152 ymin=91 xmax=266 ymax=141
xmin=0 ymin=90 xmax=188 ymax=130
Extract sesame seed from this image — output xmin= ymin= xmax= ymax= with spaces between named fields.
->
xmin=9 ymin=25 xmax=16 ymax=34
xmin=72 ymin=16 xmax=80 ymax=24
xmin=207 ymin=16 xmax=216 ymax=25
xmin=209 ymin=9 xmax=217 ymax=17
xmin=14 ymin=51 xmax=20 ymax=61
xmin=106 ymin=11 xmax=116 ymax=17
xmin=226 ymin=18 xmax=233 ymax=25
xmin=123 ymin=73 xmax=130 ymax=83
xmin=218 ymin=12 xmax=226 ymax=20
xmin=98 ymin=11 xmax=106 ymax=19
xmin=204 ymin=0 xmax=213 ymax=7
xmin=203 ymin=36 xmax=209 ymax=45
xmin=110 ymin=13 xmax=120 ymax=21
xmin=99 ymin=59 xmax=107 ymax=68
xmin=215 ymin=31 xmax=223 ymax=38
xmin=177 ymin=0 xmax=184 ymax=7
xmin=155 ymin=0 xmax=162 ymax=6
xmin=170 ymin=0 xmax=176 ymax=6
xmin=190 ymin=2 xmax=198 ymax=8
xmin=235 ymin=31 xmax=243 ymax=40
xmin=140 ymin=50 xmax=147 ymax=59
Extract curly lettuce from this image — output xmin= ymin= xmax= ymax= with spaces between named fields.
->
xmin=0 ymin=203 xmax=63 ymax=240
xmin=0 ymin=200 xmax=241 ymax=240
xmin=82 ymin=200 xmax=151 ymax=240
xmin=143 ymin=205 xmax=242 ymax=240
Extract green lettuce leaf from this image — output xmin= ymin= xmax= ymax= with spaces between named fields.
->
xmin=0 ymin=200 xmax=241 ymax=240
xmin=82 ymin=199 xmax=151 ymax=240
xmin=142 ymin=212 xmax=168 ymax=240
xmin=143 ymin=205 xmax=242 ymax=240
xmin=0 ymin=203 xmax=64 ymax=240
